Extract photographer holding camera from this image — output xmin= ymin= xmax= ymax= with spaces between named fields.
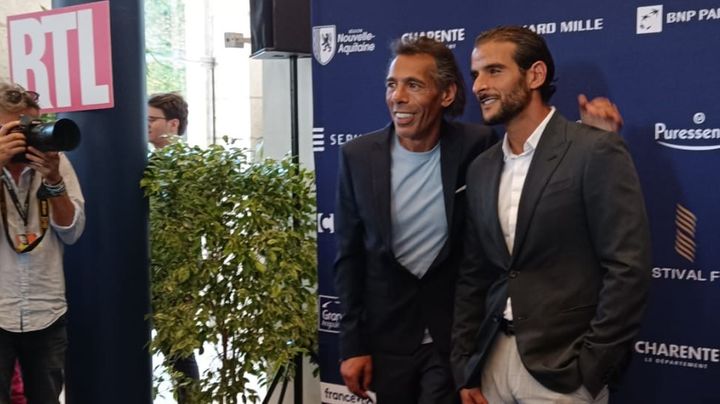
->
xmin=0 ymin=81 xmax=85 ymax=404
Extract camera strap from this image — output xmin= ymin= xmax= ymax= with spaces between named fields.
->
xmin=0 ymin=172 xmax=49 ymax=253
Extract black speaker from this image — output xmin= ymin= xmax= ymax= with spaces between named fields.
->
xmin=250 ymin=0 xmax=311 ymax=59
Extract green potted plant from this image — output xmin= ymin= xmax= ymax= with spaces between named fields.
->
xmin=141 ymin=141 xmax=317 ymax=403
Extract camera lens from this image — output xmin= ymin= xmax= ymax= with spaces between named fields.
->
xmin=28 ymin=118 xmax=81 ymax=152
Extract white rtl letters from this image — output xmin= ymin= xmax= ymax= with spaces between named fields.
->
xmin=77 ymin=9 xmax=109 ymax=105
xmin=9 ymin=18 xmax=51 ymax=107
xmin=41 ymin=13 xmax=77 ymax=108
xmin=9 ymin=8 xmax=109 ymax=109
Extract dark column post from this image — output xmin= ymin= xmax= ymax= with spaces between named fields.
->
xmin=51 ymin=0 xmax=152 ymax=403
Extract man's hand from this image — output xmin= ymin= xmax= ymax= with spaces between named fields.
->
xmin=0 ymin=121 xmax=27 ymax=168
xmin=25 ymin=146 xmax=62 ymax=184
xmin=340 ymin=355 xmax=372 ymax=399
xmin=460 ymin=387 xmax=488 ymax=404
xmin=578 ymin=94 xmax=624 ymax=133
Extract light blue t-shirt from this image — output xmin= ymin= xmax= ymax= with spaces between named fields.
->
xmin=390 ymin=135 xmax=447 ymax=279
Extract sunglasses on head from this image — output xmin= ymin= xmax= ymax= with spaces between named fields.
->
xmin=2 ymin=89 xmax=40 ymax=104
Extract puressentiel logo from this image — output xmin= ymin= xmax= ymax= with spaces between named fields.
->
xmin=319 ymin=295 xmax=342 ymax=334
xmin=312 ymin=25 xmax=376 ymax=65
xmin=635 ymin=340 xmax=720 ymax=369
xmin=654 ymin=112 xmax=720 ymax=151
xmin=637 ymin=5 xmax=663 ymax=34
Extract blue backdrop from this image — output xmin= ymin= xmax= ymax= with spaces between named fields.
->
xmin=311 ymin=1 xmax=720 ymax=403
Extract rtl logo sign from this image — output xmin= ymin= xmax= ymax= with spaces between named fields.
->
xmin=7 ymin=1 xmax=114 ymax=113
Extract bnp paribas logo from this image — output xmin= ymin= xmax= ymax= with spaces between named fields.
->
xmin=637 ymin=5 xmax=663 ymax=34
xmin=675 ymin=204 xmax=697 ymax=263
xmin=312 ymin=25 xmax=337 ymax=65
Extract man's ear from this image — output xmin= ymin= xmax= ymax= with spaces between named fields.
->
xmin=526 ymin=61 xmax=547 ymax=91
xmin=441 ymin=83 xmax=457 ymax=108
xmin=168 ymin=118 xmax=180 ymax=134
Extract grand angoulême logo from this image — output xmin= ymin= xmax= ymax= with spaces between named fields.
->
xmin=318 ymin=295 xmax=342 ymax=333
xmin=313 ymin=25 xmax=337 ymax=65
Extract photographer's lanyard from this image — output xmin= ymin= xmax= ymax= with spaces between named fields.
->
xmin=0 ymin=172 xmax=49 ymax=253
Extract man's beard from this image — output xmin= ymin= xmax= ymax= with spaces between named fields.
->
xmin=482 ymin=78 xmax=531 ymax=126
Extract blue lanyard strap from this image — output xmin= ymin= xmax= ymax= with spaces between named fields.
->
xmin=0 ymin=173 xmax=49 ymax=253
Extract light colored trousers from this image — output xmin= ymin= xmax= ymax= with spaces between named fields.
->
xmin=481 ymin=333 xmax=609 ymax=404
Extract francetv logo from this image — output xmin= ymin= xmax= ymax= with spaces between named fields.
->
xmin=321 ymin=382 xmax=376 ymax=404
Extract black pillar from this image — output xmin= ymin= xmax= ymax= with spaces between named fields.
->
xmin=50 ymin=0 xmax=152 ymax=403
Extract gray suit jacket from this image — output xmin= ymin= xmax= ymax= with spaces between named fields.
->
xmin=334 ymin=120 xmax=495 ymax=360
xmin=451 ymin=112 xmax=652 ymax=397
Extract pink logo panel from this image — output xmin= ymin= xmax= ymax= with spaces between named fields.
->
xmin=7 ymin=1 xmax=114 ymax=113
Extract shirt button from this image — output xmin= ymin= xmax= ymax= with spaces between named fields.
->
xmin=509 ymin=271 xmax=518 ymax=278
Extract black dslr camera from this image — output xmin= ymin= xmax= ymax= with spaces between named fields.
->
xmin=10 ymin=116 xmax=81 ymax=162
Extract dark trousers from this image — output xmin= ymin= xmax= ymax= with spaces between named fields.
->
xmin=0 ymin=316 xmax=67 ymax=404
xmin=170 ymin=354 xmax=199 ymax=404
xmin=372 ymin=343 xmax=458 ymax=404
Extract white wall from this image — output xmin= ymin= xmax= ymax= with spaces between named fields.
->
xmin=0 ymin=1 xmax=51 ymax=80
xmin=256 ymin=56 xmax=318 ymax=404
xmin=256 ymin=57 xmax=314 ymax=171
xmin=184 ymin=0 xmax=253 ymax=149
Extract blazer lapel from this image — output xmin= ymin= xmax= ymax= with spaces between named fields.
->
xmin=424 ymin=123 xmax=462 ymax=270
xmin=483 ymin=146 xmax=511 ymax=267
xmin=439 ymin=123 xmax=461 ymax=235
xmin=511 ymin=113 xmax=570 ymax=259
xmin=371 ymin=126 xmax=393 ymax=252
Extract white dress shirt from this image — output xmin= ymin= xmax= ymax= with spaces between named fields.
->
xmin=499 ymin=107 xmax=555 ymax=320
xmin=0 ymin=154 xmax=85 ymax=332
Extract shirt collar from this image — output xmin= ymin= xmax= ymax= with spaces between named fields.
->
xmin=2 ymin=165 xmax=34 ymax=181
xmin=501 ymin=106 xmax=556 ymax=159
